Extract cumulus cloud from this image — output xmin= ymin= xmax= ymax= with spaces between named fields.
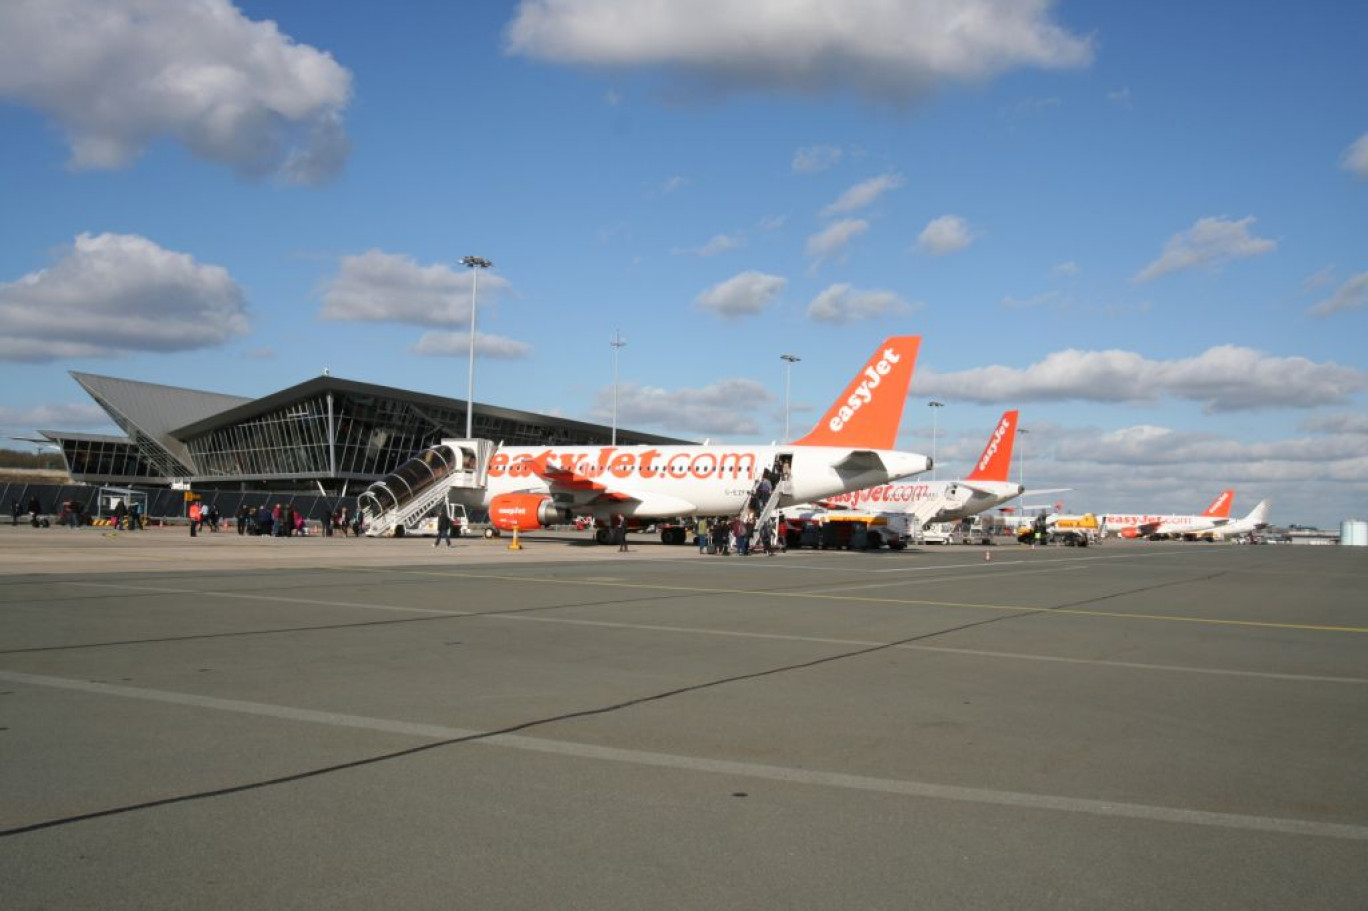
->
xmin=1342 ymin=133 xmax=1368 ymax=179
xmin=805 ymin=219 xmax=869 ymax=261
xmin=674 ymin=233 xmax=746 ymax=257
xmin=320 ymin=250 xmax=511 ymax=327
xmin=411 ymin=331 xmax=532 ymax=359
xmin=1300 ymin=412 xmax=1368 ymax=436
xmin=589 ymin=378 xmax=771 ymax=436
xmin=792 ymin=145 xmax=843 ymax=173
xmin=1309 ymin=271 xmax=1368 ymax=317
xmin=821 ymin=173 xmax=905 ymax=216
xmin=1134 ymin=216 xmax=1276 ymax=283
xmin=0 ymin=0 xmax=352 ymax=183
xmin=506 ymin=0 xmax=1093 ymax=104
xmin=0 ymin=233 xmax=249 ymax=363
xmin=917 ymin=215 xmax=977 ymax=255
xmin=915 ymin=346 xmax=1368 ymax=412
xmin=694 ymin=271 xmax=786 ymax=319
xmin=0 ymin=403 xmax=111 ymax=430
xmin=807 ymin=284 xmax=916 ymax=323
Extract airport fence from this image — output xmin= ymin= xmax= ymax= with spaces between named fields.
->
xmin=1 ymin=481 xmax=360 ymax=528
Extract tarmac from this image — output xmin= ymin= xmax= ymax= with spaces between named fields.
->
xmin=1 ymin=523 xmax=1365 ymax=909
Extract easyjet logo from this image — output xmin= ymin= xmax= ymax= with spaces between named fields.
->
xmin=828 ymin=347 xmax=901 ymax=433
xmin=977 ymin=416 xmax=1012 ymax=473
xmin=1207 ymin=492 xmax=1231 ymax=514
xmin=488 ymin=448 xmax=756 ymax=481
xmin=825 ymin=483 xmax=933 ymax=508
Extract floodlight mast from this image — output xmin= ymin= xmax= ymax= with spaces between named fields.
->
xmin=780 ymin=353 xmax=800 ymax=442
xmin=610 ymin=329 xmax=627 ymax=446
xmin=461 ymin=256 xmax=492 ymax=438
xmin=928 ymin=401 xmax=944 ymax=481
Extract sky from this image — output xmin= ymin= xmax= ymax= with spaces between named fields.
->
xmin=1 ymin=0 xmax=1366 ymax=528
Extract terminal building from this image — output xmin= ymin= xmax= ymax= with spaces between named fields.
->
xmin=39 ymin=372 xmax=690 ymax=495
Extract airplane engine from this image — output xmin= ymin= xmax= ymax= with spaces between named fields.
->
xmin=489 ymin=493 xmax=563 ymax=531
xmin=1119 ymin=527 xmax=1142 ymax=539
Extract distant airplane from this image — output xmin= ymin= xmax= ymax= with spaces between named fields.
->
xmin=790 ymin=409 xmax=1030 ymax=529
xmin=1206 ymin=499 xmax=1272 ymax=541
xmin=362 ymin=336 xmax=934 ymax=543
xmin=1103 ymin=490 xmax=1235 ymax=539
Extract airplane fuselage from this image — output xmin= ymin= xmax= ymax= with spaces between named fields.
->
xmin=481 ymin=443 xmax=931 ymax=520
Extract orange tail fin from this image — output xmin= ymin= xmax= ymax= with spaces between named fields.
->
xmin=1202 ymin=490 xmax=1235 ymax=518
xmin=965 ymin=410 xmax=1019 ymax=482
xmin=792 ymin=336 xmax=920 ymax=450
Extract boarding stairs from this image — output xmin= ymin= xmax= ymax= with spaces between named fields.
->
xmin=741 ymin=472 xmax=792 ymax=531
xmin=363 ymin=481 xmax=453 ymax=538
xmin=361 ymin=438 xmax=497 ymax=537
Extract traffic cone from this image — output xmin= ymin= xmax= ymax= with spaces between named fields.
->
xmin=508 ymin=527 xmax=523 ymax=551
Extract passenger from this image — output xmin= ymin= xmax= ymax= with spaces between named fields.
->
xmin=435 ymin=504 xmax=454 ymax=548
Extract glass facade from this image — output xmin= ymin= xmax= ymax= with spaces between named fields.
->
xmin=60 ymin=438 xmax=159 ymax=482
xmin=55 ymin=377 xmax=687 ymax=492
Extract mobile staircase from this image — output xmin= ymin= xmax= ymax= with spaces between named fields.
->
xmin=360 ymin=438 xmax=496 ymax=537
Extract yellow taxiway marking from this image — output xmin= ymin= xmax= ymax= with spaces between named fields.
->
xmin=354 ymin=566 xmax=1368 ymax=635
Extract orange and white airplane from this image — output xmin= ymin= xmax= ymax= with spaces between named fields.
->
xmin=793 ymin=409 xmax=1026 ymax=528
xmin=1102 ymin=490 xmax=1235 ymax=539
xmin=467 ymin=336 xmax=933 ymax=541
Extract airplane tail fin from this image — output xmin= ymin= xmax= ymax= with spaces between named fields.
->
xmin=965 ymin=410 xmax=1019 ymax=482
xmin=792 ymin=336 xmax=920 ymax=450
xmin=1202 ymin=490 xmax=1235 ymax=518
xmin=1247 ymin=499 xmax=1271 ymax=524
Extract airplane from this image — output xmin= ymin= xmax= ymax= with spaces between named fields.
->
xmin=1102 ymin=490 xmax=1235 ymax=540
xmin=360 ymin=336 xmax=934 ymax=543
xmin=1204 ymin=499 xmax=1272 ymax=541
xmin=787 ymin=409 xmax=1027 ymax=529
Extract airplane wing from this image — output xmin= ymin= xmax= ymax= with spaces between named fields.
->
xmin=832 ymin=450 xmax=885 ymax=473
xmin=526 ymin=458 xmax=696 ymax=514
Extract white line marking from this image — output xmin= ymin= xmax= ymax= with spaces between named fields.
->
xmin=3 ymin=669 xmax=1364 ymax=841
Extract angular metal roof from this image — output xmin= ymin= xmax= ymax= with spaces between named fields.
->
xmin=70 ymin=372 xmax=251 ymax=470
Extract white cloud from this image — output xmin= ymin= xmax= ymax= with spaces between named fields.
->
xmin=917 ymin=215 xmax=976 ymax=255
xmin=1300 ymin=412 xmax=1368 ymax=436
xmin=0 ymin=403 xmax=110 ymax=429
xmin=1301 ymin=264 xmax=1336 ymax=291
xmin=915 ymin=346 xmax=1368 ymax=412
xmin=674 ymin=234 xmax=746 ymax=257
xmin=694 ymin=271 xmax=786 ymax=319
xmin=589 ymin=378 xmax=772 ymax=436
xmin=0 ymin=233 xmax=248 ymax=363
xmin=792 ymin=145 xmax=843 ymax=173
xmin=805 ymin=219 xmax=869 ymax=260
xmin=0 ymin=0 xmax=352 ymax=183
xmin=1106 ymin=87 xmax=1132 ymax=106
xmin=821 ymin=173 xmax=905 ymax=216
xmin=1309 ymin=272 xmax=1368 ymax=317
xmin=320 ymin=250 xmax=511 ymax=327
xmin=656 ymin=175 xmax=689 ymax=195
xmin=1051 ymin=261 xmax=1081 ymax=277
xmin=756 ymin=215 xmax=786 ymax=232
xmin=807 ymin=283 xmax=916 ymax=323
xmin=506 ymin=0 xmax=1093 ymax=104
xmin=411 ymin=331 xmax=532 ymax=359
xmin=1134 ymin=215 xmax=1276 ymax=283
xmin=1342 ymin=133 xmax=1368 ymax=179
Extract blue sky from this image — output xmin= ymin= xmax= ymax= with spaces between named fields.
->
xmin=1 ymin=0 xmax=1365 ymax=527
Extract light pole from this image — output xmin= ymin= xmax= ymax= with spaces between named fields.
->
xmin=610 ymin=329 xmax=627 ymax=446
xmin=461 ymin=255 xmax=492 ymax=438
xmin=1018 ymin=426 xmax=1029 ymax=494
xmin=780 ymin=353 xmax=800 ymax=442
xmin=928 ymin=401 xmax=944 ymax=480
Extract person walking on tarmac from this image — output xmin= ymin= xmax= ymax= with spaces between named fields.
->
xmin=434 ymin=503 xmax=454 ymax=547
xmin=614 ymin=513 xmax=629 ymax=552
